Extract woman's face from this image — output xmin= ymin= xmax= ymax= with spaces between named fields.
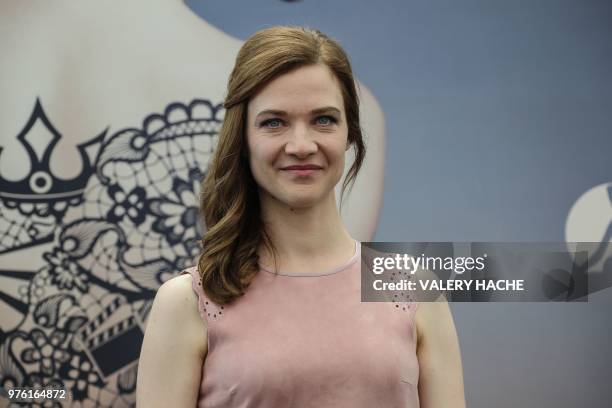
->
xmin=246 ymin=63 xmax=349 ymax=209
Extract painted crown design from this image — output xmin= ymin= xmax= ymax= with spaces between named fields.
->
xmin=0 ymin=99 xmax=105 ymax=205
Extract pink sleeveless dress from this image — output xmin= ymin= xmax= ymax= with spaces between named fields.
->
xmin=179 ymin=240 xmax=420 ymax=407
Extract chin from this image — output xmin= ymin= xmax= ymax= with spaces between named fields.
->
xmin=283 ymin=189 xmax=334 ymax=209
xmin=274 ymin=190 xmax=315 ymax=206
xmin=283 ymin=197 xmax=319 ymax=209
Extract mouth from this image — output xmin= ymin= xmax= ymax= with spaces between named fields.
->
xmin=280 ymin=164 xmax=324 ymax=177
xmin=281 ymin=168 xmax=322 ymax=177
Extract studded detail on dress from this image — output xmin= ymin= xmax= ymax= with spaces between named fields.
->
xmin=182 ymin=269 xmax=222 ymax=323
xmin=391 ymin=268 xmax=417 ymax=312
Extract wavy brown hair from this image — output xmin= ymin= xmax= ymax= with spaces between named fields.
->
xmin=197 ymin=26 xmax=366 ymax=305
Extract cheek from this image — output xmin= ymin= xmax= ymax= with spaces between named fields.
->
xmin=249 ymin=141 xmax=271 ymax=163
xmin=326 ymin=138 xmax=348 ymax=163
xmin=247 ymin=141 xmax=274 ymax=178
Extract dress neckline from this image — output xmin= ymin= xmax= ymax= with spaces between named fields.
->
xmin=258 ymin=239 xmax=360 ymax=277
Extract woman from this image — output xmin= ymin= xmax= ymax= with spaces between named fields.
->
xmin=137 ymin=26 xmax=466 ymax=407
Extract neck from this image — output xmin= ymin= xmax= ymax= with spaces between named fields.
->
xmin=258 ymin=191 xmax=354 ymax=264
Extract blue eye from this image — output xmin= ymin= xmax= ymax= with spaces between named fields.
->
xmin=316 ymin=116 xmax=337 ymax=126
xmin=261 ymin=118 xmax=283 ymax=128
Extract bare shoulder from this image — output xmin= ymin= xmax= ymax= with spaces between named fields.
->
xmin=145 ymin=273 xmax=208 ymax=357
xmin=159 ymin=272 xmax=199 ymax=301
xmin=412 ymin=267 xmax=454 ymax=343
xmin=156 ymin=274 xmax=199 ymax=312
xmin=136 ymin=273 xmax=207 ymax=407
xmin=411 ymin=269 xmax=466 ymax=407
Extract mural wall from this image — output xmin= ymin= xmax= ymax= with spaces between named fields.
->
xmin=0 ymin=1 xmax=385 ymax=406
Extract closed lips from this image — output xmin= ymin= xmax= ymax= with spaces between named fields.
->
xmin=282 ymin=165 xmax=322 ymax=170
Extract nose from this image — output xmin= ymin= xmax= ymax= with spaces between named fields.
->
xmin=284 ymin=122 xmax=317 ymax=157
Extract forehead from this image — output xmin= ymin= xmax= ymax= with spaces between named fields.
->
xmin=247 ymin=64 xmax=344 ymax=116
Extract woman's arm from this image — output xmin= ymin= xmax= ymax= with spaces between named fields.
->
xmin=136 ymin=274 xmax=207 ymax=407
xmin=415 ymin=293 xmax=466 ymax=407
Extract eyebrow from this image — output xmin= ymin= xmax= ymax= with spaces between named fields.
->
xmin=254 ymin=106 xmax=341 ymax=121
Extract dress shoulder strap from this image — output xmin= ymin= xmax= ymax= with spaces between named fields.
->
xmin=180 ymin=266 xmax=223 ymax=324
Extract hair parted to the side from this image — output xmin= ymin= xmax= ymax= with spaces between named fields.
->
xmin=197 ymin=25 xmax=366 ymax=305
